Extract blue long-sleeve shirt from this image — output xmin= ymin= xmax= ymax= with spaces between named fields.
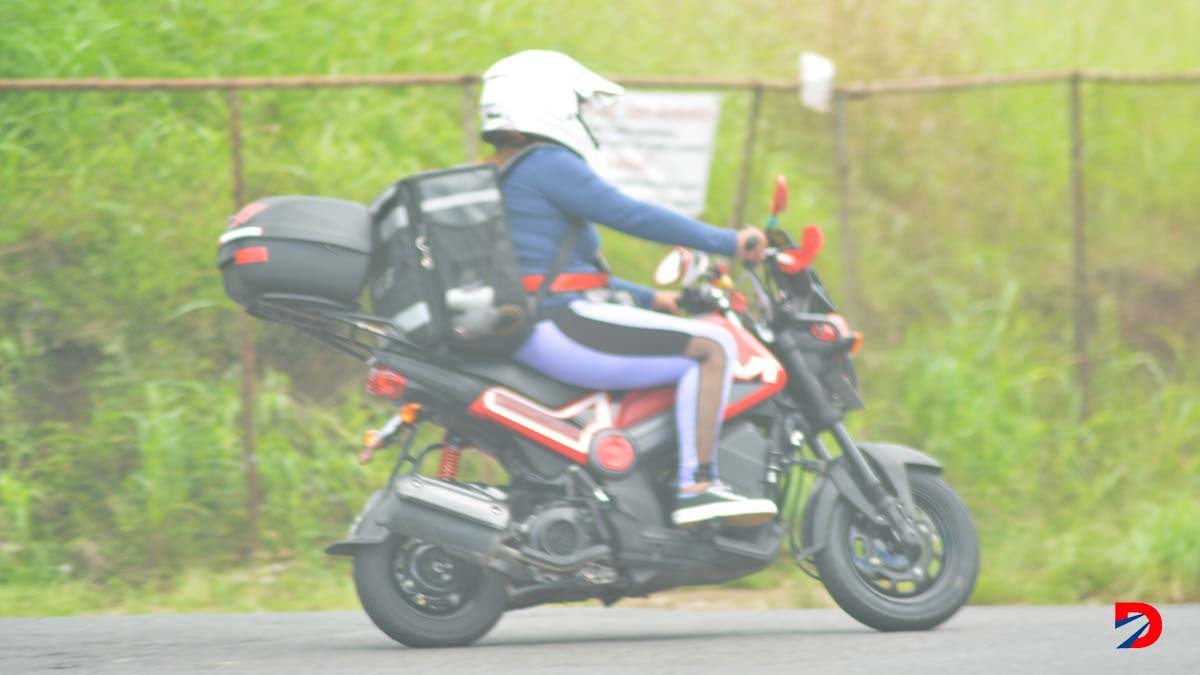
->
xmin=501 ymin=143 xmax=738 ymax=308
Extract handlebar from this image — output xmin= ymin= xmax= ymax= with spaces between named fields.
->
xmin=744 ymin=244 xmax=794 ymax=269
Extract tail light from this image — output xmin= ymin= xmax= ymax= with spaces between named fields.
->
xmin=366 ymin=367 xmax=408 ymax=400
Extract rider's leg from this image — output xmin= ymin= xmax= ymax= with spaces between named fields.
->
xmin=513 ymin=305 xmax=694 ymax=391
xmin=676 ymin=331 xmax=737 ymax=490
xmin=517 ymin=302 xmax=738 ymax=486
xmin=513 ymin=301 xmax=775 ymax=525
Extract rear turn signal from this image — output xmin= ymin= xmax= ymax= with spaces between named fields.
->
xmin=850 ymin=332 xmax=864 ymax=354
xmin=366 ymin=367 xmax=408 ymax=400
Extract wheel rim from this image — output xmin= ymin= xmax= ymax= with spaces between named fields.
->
xmin=391 ymin=541 xmax=480 ymax=614
xmin=845 ymin=495 xmax=950 ymax=600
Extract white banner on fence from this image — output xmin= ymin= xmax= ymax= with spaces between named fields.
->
xmin=799 ymin=51 xmax=836 ymax=112
xmin=587 ymin=90 xmax=721 ymax=217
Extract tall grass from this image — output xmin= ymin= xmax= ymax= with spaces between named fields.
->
xmin=1 ymin=0 xmax=1197 ymax=612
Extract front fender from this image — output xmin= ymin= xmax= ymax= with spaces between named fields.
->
xmin=798 ymin=442 xmax=941 ymax=560
xmin=325 ymin=490 xmax=393 ymax=556
xmin=857 ymin=442 xmax=941 ymax=515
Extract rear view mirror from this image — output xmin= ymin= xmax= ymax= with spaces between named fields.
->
xmin=654 ymin=248 xmax=686 ymax=286
xmin=654 ymin=247 xmax=708 ymax=286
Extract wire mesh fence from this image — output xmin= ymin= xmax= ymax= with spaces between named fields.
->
xmin=2 ymin=69 xmax=1197 ymax=553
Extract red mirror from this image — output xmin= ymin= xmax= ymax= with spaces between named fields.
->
xmin=777 ymin=225 xmax=824 ymax=274
xmin=769 ymin=175 xmax=789 ymax=215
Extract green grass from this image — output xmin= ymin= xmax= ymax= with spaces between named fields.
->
xmin=0 ymin=557 xmax=360 ymax=617
xmin=1 ymin=0 xmax=1198 ymax=614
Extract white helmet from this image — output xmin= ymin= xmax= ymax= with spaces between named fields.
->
xmin=480 ymin=50 xmax=624 ymax=164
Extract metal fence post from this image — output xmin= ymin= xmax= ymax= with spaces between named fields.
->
xmin=462 ymin=76 xmax=479 ymax=163
xmin=731 ymin=85 xmax=763 ymax=227
xmin=1068 ymin=73 xmax=1092 ymax=418
xmin=226 ymin=88 xmax=260 ymax=558
xmin=833 ymin=90 xmax=858 ymax=319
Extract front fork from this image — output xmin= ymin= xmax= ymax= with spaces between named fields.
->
xmin=805 ymin=425 xmax=924 ymax=553
xmin=773 ymin=329 xmax=922 ymax=551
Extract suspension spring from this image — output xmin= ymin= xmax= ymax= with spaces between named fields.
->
xmin=437 ymin=445 xmax=462 ymax=480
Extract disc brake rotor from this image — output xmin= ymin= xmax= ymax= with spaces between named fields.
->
xmin=847 ymin=505 xmax=945 ymax=598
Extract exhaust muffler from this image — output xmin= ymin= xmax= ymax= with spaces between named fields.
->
xmin=383 ymin=475 xmax=510 ymax=565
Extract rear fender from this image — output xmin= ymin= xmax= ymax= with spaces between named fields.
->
xmin=798 ymin=442 xmax=941 ymax=559
xmin=325 ymin=490 xmax=392 ymax=556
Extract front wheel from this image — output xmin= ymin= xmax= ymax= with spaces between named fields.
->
xmin=814 ymin=469 xmax=979 ymax=631
xmin=353 ymin=535 xmax=508 ymax=647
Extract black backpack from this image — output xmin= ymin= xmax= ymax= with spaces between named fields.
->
xmin=368 ymin=144 xmax=580 ymax=355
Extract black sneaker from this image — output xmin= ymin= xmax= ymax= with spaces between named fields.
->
xmin=673 ymin=482 xmax=778 ymax=528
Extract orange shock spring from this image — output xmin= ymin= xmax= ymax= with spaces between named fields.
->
xmin=437 ymin=446 xmax=462 ymax=480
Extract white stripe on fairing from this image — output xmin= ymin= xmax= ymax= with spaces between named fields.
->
xmin=218 ymin=226 xmax=264 ymax=244
xmin=481 ymin=388 xmax=612 ymax=460
xmin=421 ymin=188 xmax=501 ymax=213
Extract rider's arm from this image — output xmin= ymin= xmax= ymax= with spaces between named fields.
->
xmin=609 ymin=276 xmax=655 ymax=309
xmin=532 ymin=146 xmax=738 ymax=256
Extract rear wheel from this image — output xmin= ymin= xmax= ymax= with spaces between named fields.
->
xmin=814 ymin=469 xmax=978 ymax=631
xmin=353 ymin=534 xmax=508 ymax=647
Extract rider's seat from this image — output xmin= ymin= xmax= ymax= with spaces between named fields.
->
xmin=454 ymin=356 xmax=590 ymax=408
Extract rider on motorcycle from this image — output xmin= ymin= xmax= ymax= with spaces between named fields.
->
xmin=480 ymin=50 xmax=777 ymax=527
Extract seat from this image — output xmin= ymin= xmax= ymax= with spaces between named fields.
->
xmin=454 ymin=356 xmax=590 ymax=408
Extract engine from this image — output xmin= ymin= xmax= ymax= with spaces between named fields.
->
xmin=514 ymin=502 xmax=610 ymax=577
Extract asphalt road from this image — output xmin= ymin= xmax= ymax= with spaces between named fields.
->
xmin=3 ymin=605 xmax=1197 ymax=675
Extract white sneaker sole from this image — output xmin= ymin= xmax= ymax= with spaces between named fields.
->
xmin=672 ymin=498 xmax=778 ymax=527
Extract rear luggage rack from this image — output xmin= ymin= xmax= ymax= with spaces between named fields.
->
xmin=247 ymin=293 xmax=417 ymax=362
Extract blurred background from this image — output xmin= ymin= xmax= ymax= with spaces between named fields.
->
xmin=1 ymin=0 xmax=1197 ymax=615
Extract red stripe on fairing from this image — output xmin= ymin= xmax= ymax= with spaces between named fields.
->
xmin=492 ymin=395 xmax=579 ymax=438
xmin=616 ymin=386 xmax=675 ymax=428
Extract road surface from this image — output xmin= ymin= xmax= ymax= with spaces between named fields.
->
xmin=3 ymin=605 xmax=1197 ymax=674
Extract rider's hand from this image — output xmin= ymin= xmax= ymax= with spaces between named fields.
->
xmin=653 ymin=290 xmax=681 ymax=314
xmin=736 ymin=227 xmax=768 ymax=263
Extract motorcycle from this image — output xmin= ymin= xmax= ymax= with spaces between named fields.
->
xmin=268 ymin=177 xmax=978 ymax=647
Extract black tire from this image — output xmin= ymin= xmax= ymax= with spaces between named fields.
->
xmin=814 ymin=469 xmax=979 ymax=631
xmin=353 ymin=535 xmax=508 ymax=648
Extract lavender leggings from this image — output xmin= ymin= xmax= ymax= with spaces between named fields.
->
xmin=513 ymin=300 xmax=738 ymax=489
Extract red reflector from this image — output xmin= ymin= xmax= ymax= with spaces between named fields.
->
xmin=811 ymin=323 xmax=838 ymax=342
xmin=595 ymin=434 xmax=635 ymax=472
xmin=366 ymin=367 xmax=408 ymax=400
xmin=234 ymin=246 xmax=269 ymax=265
